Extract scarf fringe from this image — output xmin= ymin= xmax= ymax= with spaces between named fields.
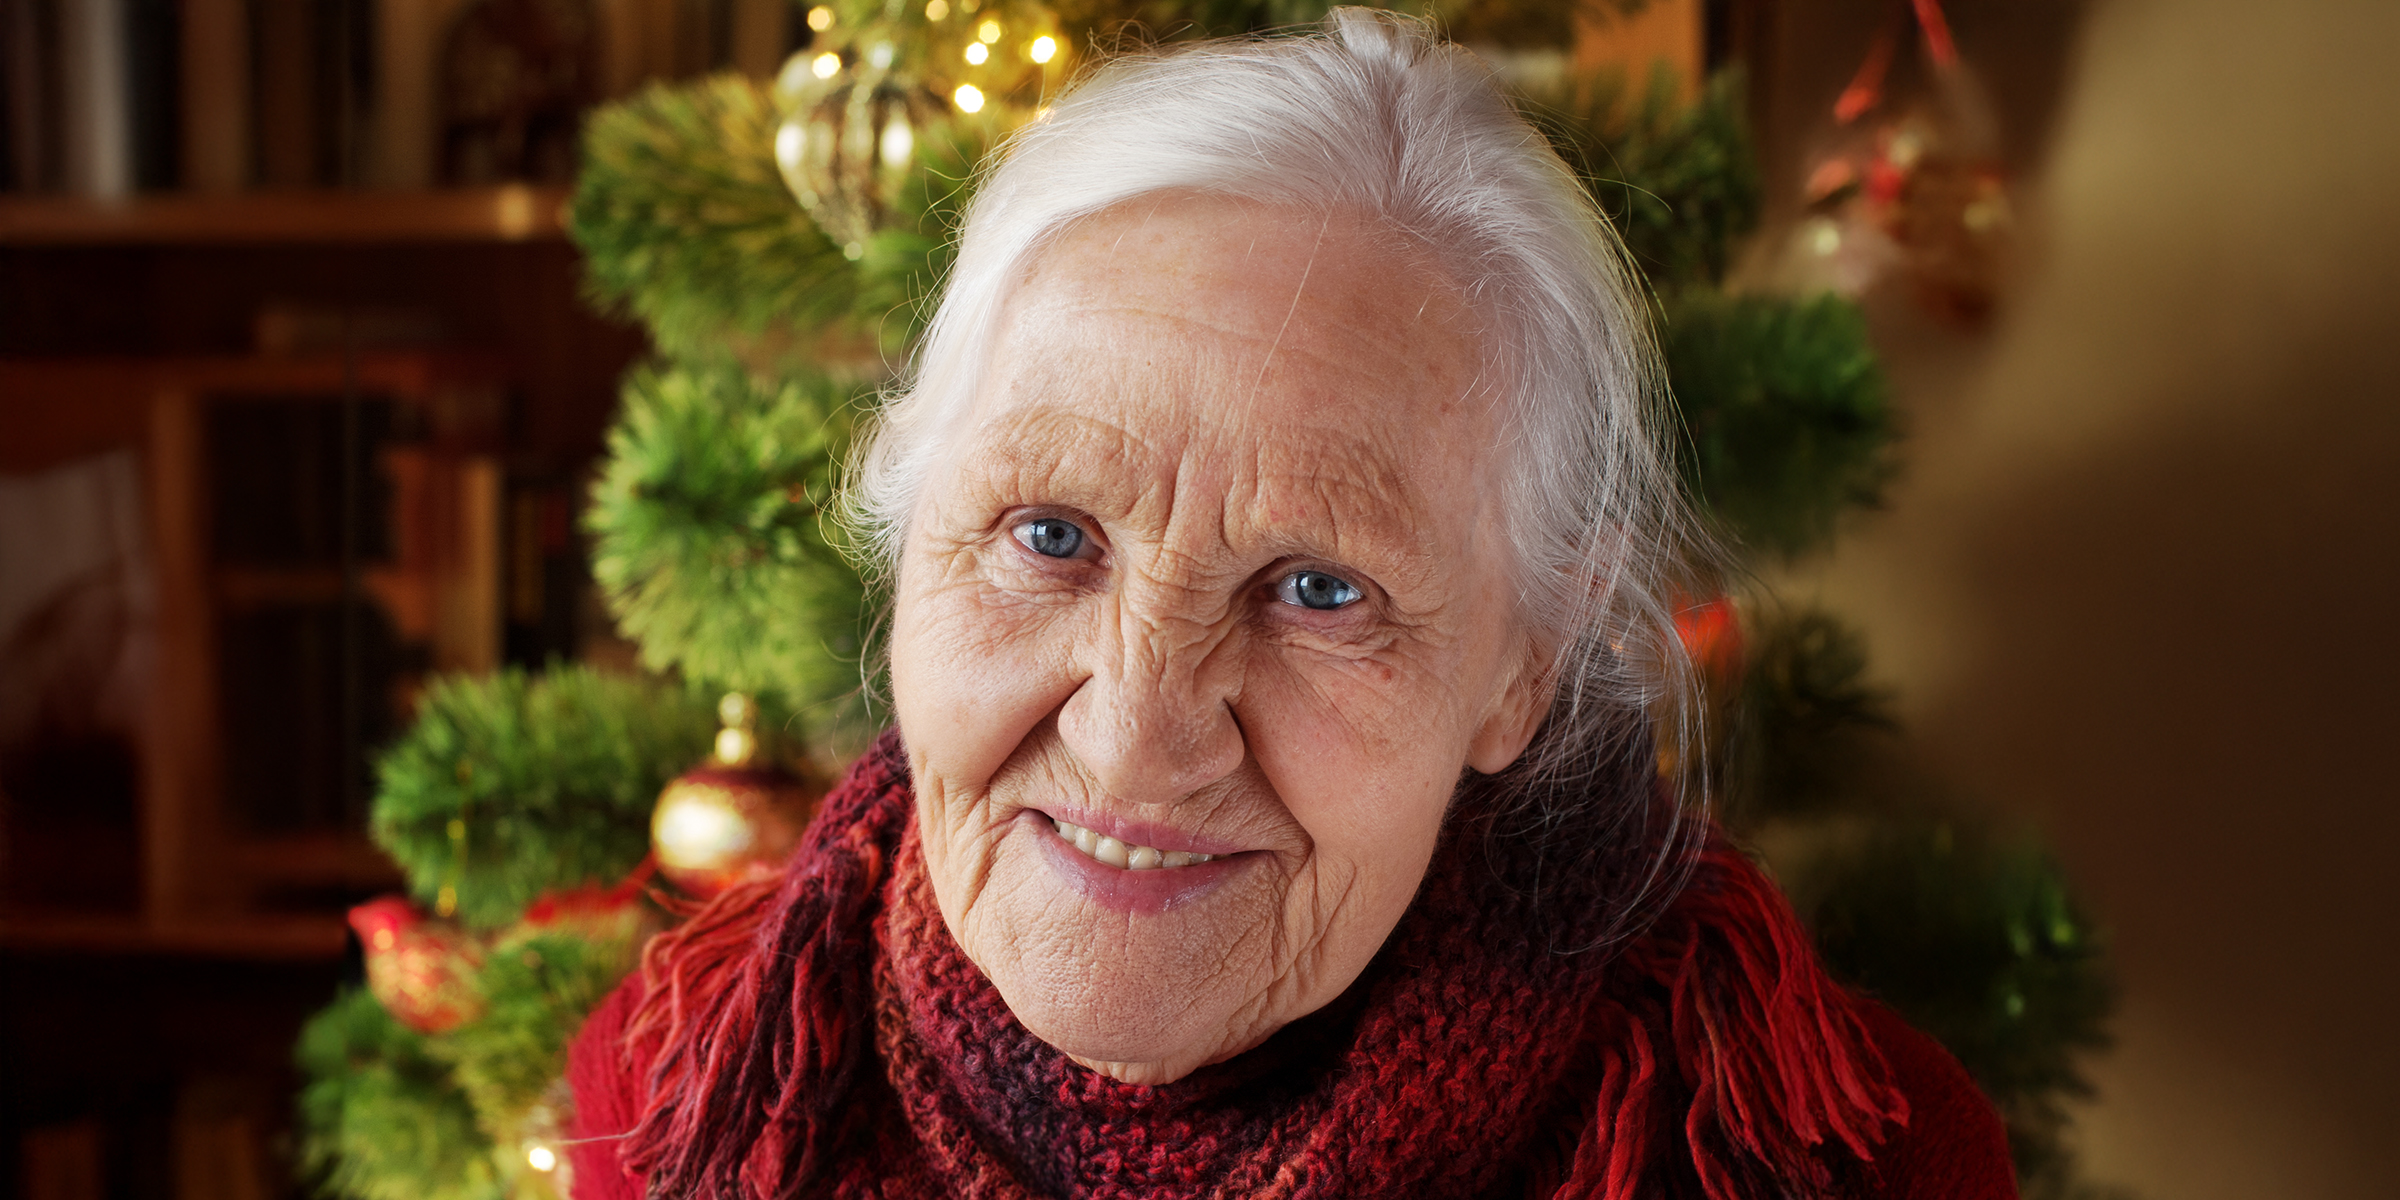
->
xmin=620 ymin=734 xmax=914 ymax=1198
xmin=1561 ymin=844 xmax=1910 ymax=1200
xmin=620 ymin=739 xmax=1905 ymax=1200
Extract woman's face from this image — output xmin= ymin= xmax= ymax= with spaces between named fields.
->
xmin=889 ymin=194 xmax=1550 ymax=1084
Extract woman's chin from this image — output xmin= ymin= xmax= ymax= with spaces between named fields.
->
xmin=1062 ymin=1047 xmax=1222 ymax=1086
xmin=1013 ymin=987 xmax=1256 ymax=1086
xmin=961 ymin=818 xmax=1276 ymax=1086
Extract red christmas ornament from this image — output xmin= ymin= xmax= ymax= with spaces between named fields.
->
xmin=1675 ymin=595 xmax=1746 ymax=679
xmin=650 ymin=694 xmax=825 ymax=899
xmin=515 ymin=874 xmax=655 ymax=950
xmin=348 ymin=896 xmax=487 ymax=1034
xmin=1788 ymin=0 xmax=2013 ymax=327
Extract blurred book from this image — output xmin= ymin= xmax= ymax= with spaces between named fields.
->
xmin=1 ymin=0 xmax=178 ymax=195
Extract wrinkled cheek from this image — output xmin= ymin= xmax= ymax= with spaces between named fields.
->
xmin=1244 ymin=672 xmax=1460 ymax=849
xmin=920 ymin=793 xmax=1019 ymax=956
xmin=894 ymin=592 xmax=1071 ymax=807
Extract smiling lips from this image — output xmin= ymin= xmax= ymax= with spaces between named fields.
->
xmin=1049 ymin=816 xmax=1222 ymax=870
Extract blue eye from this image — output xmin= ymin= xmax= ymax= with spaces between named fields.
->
xmin=1015 ymin=518 xmax=1085 ymax=558
xmin=1278 ymin=570 xmax=1361 ymax=611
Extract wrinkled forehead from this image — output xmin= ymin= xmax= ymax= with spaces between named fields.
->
xmin=994 ymin=193 xmax=1478 ymax=372
xmin=952 ymin=194 xmax=1503 ymax=547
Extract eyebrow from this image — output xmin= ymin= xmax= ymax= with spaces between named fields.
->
xmin=955 ymin=402 xmax=1443 ymax=582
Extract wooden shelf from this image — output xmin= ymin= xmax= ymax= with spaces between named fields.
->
xmin=0 ymin=911 xmax=350 ymax=960
xmin=0 ymin=350 xmax=513 ymax=404
xmin=0 ymin=185 xmax=572 ymax=245
xmin=224 ymin=833 xmax=406 ymax=890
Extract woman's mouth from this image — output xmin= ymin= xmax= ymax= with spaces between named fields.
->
xmin=1048 ymin=816 xmax=1220 ymax=870
xmin=1025 ymin=810 xmax=1248 ymax=914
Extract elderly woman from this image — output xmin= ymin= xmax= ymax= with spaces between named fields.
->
xmin=566 ymin=12 xmax=2011 ymax=1199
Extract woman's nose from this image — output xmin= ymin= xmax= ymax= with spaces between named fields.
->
xmin=1056 ymin=615 xmax=1245 ymax=806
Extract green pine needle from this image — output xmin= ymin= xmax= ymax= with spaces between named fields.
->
xmin=1718 ymin=608 xmax=1898 ymax=825
xmin=295 ymin=989 xmax=502 ymax=1200
xmin=1791 ymin=821 xmax=2118 ymax=1199
xmin=570 ymin=74 xmax=859 ymax=365
xmin=1524 ymin=66 xmax=1763 ymax=289
xmin=585 ymin=360 xmax=882 ymax=741
xmin=434 ymin=932 xmax=634 ymax=1132
xmin=570 ymin=74 xmax=987 ymax=370
xmin=1662 ymin=290 xmax=1895 ymax=560
xmin=370 ymin=666 xmax=719 ymax=931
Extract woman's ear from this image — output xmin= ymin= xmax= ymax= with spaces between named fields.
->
xmin=1466 ymin=636 xmax=1554 ymax=775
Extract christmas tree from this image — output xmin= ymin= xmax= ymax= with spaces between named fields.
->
xmin=295 ymin=4 xmax=2118 ymax=1198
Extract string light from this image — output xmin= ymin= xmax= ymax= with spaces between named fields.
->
xmin=1029 ymin=35 xmax=1057 ymax=63
xmin=952 ymin=83 xmax=985 ymax=113
xmin=527 ymin=1145 xmax=558 ymax=1172
xmin=963 ymin=42 xmax=987 ymax=64
xmin=879 ymin=118 xmax=915 ymax=170
xmin=977 ymin=19 xmax=1001 ymax=43
xmin=806 ymin=5 xmax=834 ymax=30
xmin=811 ymin=52 xmax=840 ymax=79
xmin=925 ymin=0 xmax=948 ymax=17
xmin=774 ymin=122 xmax=804 ymax=179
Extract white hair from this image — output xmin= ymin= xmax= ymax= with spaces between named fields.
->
xmin=849 ymin=8 xmax=1708 ymax=927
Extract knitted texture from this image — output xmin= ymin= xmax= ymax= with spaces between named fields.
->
xmin=568 ymin=732 xmax=2010 ymax=1199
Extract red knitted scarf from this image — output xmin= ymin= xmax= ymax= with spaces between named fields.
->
xmin=607 ymin=733 xmax=1911 ymax=1199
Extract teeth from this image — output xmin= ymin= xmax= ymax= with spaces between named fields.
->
xmin=1049 ymin=817 xmax=1217 ymax=870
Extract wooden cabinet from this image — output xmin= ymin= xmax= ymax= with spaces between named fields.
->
xmin=0 ymin=189 xmax=643 ymax=958
xmin=3 ymin=352 xmax=509 ymax=955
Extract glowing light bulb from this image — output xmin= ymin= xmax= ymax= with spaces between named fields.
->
xmin=527 ymin=1145 xmax=558 ymax=1172
xmin=811 ymin=51 xmax=840 ymax=79
xmin=953 ymin=83 xmax=984 ymax=113
xmin=963 ymin=42 xmax=987 ymax=64
xmin=806 ymin=5 xmax=833 ymax=30
xmin=977 ymin=19 xmax=1001 ymax=43
xmin=774 ymin=122 xmax=803 ymax=172
xmin=924 ymin=0 xmax=947 ymax=18
xmin=1029 ymin=35 xmax=1056 ymax=63
xmin=879 ymin=118 xmax=914 ymax=169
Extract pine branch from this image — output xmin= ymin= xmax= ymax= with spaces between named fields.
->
xmin=295 ymin=989 xmax=502 ymax=1200
xmin=370 ymin=666 xmax=719 ymax=930
xmin=1787 ymin=821 xmax=2118 ymax=1198
xmin=1717 ymin=608 xmax=1899 ymax=826
xmin=584 ymin=360 xmax=883 ymax=741
xmin=434 ymin=932 xmax=634 ymax=1136
xmin=1525 ymin=67 xmax=1762 ymax=289
xmin=570 ymin=74 xmax=860 ymax=365
xmin=1662 ymin=290 xmax=1895 ymax=560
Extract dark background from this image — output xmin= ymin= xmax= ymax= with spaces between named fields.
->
xmin=1753 ymin=2 xmax=2400 ymax=1197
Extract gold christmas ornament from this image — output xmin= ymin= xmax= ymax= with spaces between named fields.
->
xmin=769 ymin=0 xmax=1066 ymax=253
xmin=772 ymin=48 xmax=949 ymax=259
xmin=649 ymin=693 xmax=825 ymax=898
